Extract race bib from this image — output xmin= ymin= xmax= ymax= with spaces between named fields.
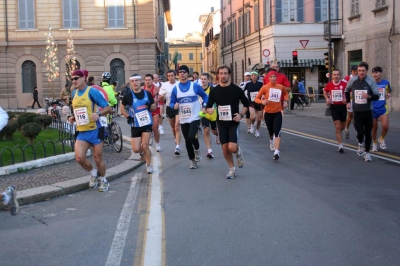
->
xmin=135 ymin=110 xmax=152 ymax=127
xmin=99 ymin=116 xmax=108 ymax=127
xmin=331 ymin=90 xmax=343 ymax=102
xmin=378 ymin=88 xmax=385 ymax=101
xmin=250 ymin=92 xmax=258 ymax=102
xmin=268 ymin=88 xmax=282 ymax=102
xmin=180 ymin=103 xmax=192 ymax=119
xmin=218 ymin=105 xmax=232 ymax=121
xmin=74 ymin=107 xmax=89 ymax=126
xmin=354 ymin=90 xmax=367 ymax=104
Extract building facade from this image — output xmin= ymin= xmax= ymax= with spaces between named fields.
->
xmin=0 ymin=0 xmax=172 ymax=109
xmin=168 ymin=33 xmax=203 ymax=75
xmin=221 ymin=0 xmax=337 ymax=97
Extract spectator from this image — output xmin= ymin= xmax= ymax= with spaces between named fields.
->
xmin=32 ymin=87 xmax=41 ymax=108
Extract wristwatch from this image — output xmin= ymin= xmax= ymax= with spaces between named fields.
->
xmin=97 ymin=111 xmax=101 ymax=116
xmin=239 ymin=113 xmax=244 ymax=118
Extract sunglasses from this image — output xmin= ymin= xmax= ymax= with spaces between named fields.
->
xmin=71 ymin=77 xmax=81 ymax=81
xmin=178 ymin=70 xmax=187 ymax=74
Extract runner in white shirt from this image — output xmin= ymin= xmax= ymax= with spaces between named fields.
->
xmin=153 ymin=73 xmax=165 ymax=135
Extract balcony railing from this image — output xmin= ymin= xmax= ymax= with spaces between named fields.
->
xmin=323 ymin=19 xmax=342 ymax=40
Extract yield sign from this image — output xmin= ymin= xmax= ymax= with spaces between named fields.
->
xmin=299 ymin=40 xmax=309 ymax=49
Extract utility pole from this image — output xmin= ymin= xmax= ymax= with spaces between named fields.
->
xmin=328 ymin=0 xmax=332 ymax=81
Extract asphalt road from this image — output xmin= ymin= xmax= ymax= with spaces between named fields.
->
xmin=1 ymin=113 xmax=399 ymax=266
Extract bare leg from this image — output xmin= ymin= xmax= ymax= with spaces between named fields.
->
xmin=152 ymin=114 xmax=160 ymax=143
xmin=75 ymin=140 xmax=95 ymax=171
xmin=379 ymin=114 xmax=389 ymax=139
xmin=203 ymin=126 xmax=211 ymax=150
xmin=92 ymin=143 xmax=106 ymax=177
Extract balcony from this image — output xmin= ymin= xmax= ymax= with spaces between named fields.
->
xmin=323 ymin=19 xmax=342 ymax=41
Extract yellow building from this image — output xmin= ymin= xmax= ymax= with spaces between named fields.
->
xmin=0 ymin=0 xmax=172 ymax=109
xmin=168 ymin=33 xmax=202 ymax=75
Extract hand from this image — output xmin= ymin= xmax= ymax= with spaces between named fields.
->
xmin=346 ymin=103 xmax=351 ymax=109
xmin=262 ymin=99 xmax=268 ymax=105
xmin=362 ymin=92 xmax=369 ymax=99
xmin=91 ymin=113 xmax=99 ymax=121
xmin=207 ymin=107 xmax=214 ymax=115
xmin=174 ymin=103 xmax=179 ymax=110
xmin=326 ymin=98 xmax=331 ymax=105
xmin=127 ymin=116 xmax=134 ymax=124
xmin=282 ymin=101 xmax=288 ymax=108
xmin=233 ymin=113 xmax=242 ymax=122
xmin=386 ymin=93 xmax=391 ymax=98
xmin=342 ymin=99 xmax=347 ymax=104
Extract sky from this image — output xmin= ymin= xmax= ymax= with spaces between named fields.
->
xmin=168 ymin=0 xmax=220 ymax=39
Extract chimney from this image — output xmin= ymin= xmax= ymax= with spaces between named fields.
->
xmin=211 ymin=7 xmax=214 ymax=12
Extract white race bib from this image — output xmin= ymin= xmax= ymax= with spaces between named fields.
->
xmin=354 ymin=90 xmax=367 ymax=104
xmin=218 ymin=105 xmax=232 ymax=121
xmin=268 ymin=88 xmax=282 ymax=102
xmin=378 ymin=88 xmax=385 ymax=101
xmin=74 ymin=107 xmax=89 ymax=126
xmin=135 ymin=110 xmax=152 ymax=127
xmin=180 ymin=103 xmax=192 ymax=119
xmin=99 ymin=116 xmax=108 ymax=127
xmin=250 ymin=92 xmax=258 ymax=102
xmin=331 ymin=90 xmax=343 ymax=102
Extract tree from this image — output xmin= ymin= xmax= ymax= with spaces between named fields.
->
xmin=65 ymin=29 xmax=77 ymax=87
xmin=44 ymin=22 xmax=60 ymax=98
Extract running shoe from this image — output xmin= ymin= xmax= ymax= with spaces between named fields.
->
xmin=269 ymin=140 xmax=275 ymax=151
xmin=174 ymin=147 xmax=180 ymax=155
xmin=345 ymin=130 xmax=350 ymax=139
xmin=226 ymin=168 xmax=236 ymax=179
xmin=146 ymin=165 xmax=154 ymax=174
xmin=273 ymin=150 xmax=280 ymax=160
xmin=206 ymin=152 xmax=214 ymax=159
xmin=2 ymin=186 xmax=19 ymax=216
xmin=338 ymin=144 xmax=344 ymax=153
xmin=255 ymin=130 xmax=260 ymax=137
xmin=250 ymin=124 xmax=254 ymax=134
xmin=247 ymin=128 xmax=251 ymax=133
xmin=89 ymin=172 xmax=100 ymax=188
xmin=236 ymin=148 xmax=244 ymax=168
xmin=364 ymin=152 xmax=372 ymax=162
xmin=158 ymin=125 xmax=164 ymax=135
xmin=215 ymin=136 xmax=220 ymax=145
xmin=357 ymin=143 xmax=365 ymax=157
xmin=156 ymin=144 xmax=161 ymax=152
xmin=98 ymin=179 xmax=109 ymax=192
xmin=378 ymin=138 xmax=386 ymax=149
xmin=189 ymin=160 xmax=198 ymax=169
xmin=149 ymin=132 xmax=154 ymax=145
xmin=139 ymin=152 xmax=145 ymax=163
xmin=195 ymin=149 xmax=202 ymax=162
xmin=372 ymin=143 xmax=378 ymax=152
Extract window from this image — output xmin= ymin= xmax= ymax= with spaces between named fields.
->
xmin=315 ymin=0 xmax=338 ymax=21
xmin=200 ymin=53 xmax=203 ymax=60
xmin=63 ymin=0 xmax=79 ymax=28
xmin=348 ymin=50 xmax=362 ymax=74
xmin=263 ymin=0 xmax=270 ymax=26
xmin=244 ymin=11 xmax=250 ymax=35
xmin=351 ymin=0 xmax=359 ymax=16
xmin=254 ymin=3 xmax=259 ymax=31
xmin=238 ymin=14 xmax=243 ymax=39
xmin=235 ymin=61 xmax=238 ymax=83
xmin=200 ymin=67 xmax=203 ymax=73
xmin=276 ymin=0 xmax=304 ymax=23
xmin=376 ymin=0 xmax=386 ymax=7
xmin=189 ymin=53 xmax=194 ymax=60
xmin=18 ymin=0 xmax=35 ymax=29
xmin=21 ymin=60 xmax=37 ymax=93
xmin=227 ymin=22 xmax=232 ymax=43
xmin=108 ymin=0 xmax=124 ymax=28
xmin=232 ymin=19 xmax=237 ymax=41
xmin=110 ymin=58 xmax=125 ymax=90
xmin=178 ymin=53 xmax=182 ymax=60
xmin=189 ymin=67 xmax=194 ymax=74
xmin=169 ymin=54 xmax=171 ymax=60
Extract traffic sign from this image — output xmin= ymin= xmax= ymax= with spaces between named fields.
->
xmin=262 ymin=56 xmax=270 ymax=64
xmin=299 ymin=40 xmax=309 ymax=49
xmin=262 ymin=49 xmax=270 ymax=57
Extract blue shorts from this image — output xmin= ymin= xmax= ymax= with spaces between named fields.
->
xmin=76 ymin=128 xmax=103 ymax=145
xmin=373 ymin=106 xmax=388 ymax=119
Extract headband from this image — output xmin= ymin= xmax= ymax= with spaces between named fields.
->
xmin=251 ymin=71 xmax=258 ymax=75
xmin=130 ymin=75 xmax=142 ymax=80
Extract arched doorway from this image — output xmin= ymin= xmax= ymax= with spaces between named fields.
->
xmin=110 ymin=58 xmax=125 ymax=90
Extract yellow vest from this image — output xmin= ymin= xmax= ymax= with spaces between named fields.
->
xmin=72 ymin=86 xmax=97 ymax=132
xmin=204 ymin=86 xmax=217 ymax=121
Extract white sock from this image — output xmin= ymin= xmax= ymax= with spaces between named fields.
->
xmin=101 ymin=177 xmax=107 ymax=182
xmin=90 ymin=168 xmax=97 ymax=177
xmin=176 ymin=145 xmax=180 ymax=149
xmin=208 ymin=149 xmax=212 ymax=153
xmin=2 ymin=193 xmax=10 ymax=205
xmin=230 ymin=167 xmax=235 ymax=171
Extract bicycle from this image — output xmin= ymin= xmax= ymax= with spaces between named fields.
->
xmin=103 ymin=114 xmax=123 ymax=153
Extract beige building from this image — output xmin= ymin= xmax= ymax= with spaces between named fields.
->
xmin=327 ymin=0 xmax=399 ymax=111
xmin=168 ymin=33 xmax=203 ymax=75
xmin=0 ymin=0 xmax=172 ymax=109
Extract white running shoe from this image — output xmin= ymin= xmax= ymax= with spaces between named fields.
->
xmin=378 ymin=138 xmax=386 ymax=149
xmin=247 ymin=128 xmax=251 ymax=133
xmin=146 ymin=165 xmax=154 ymax=174
xmin=269 ymin=140 xmax=275 ymax=151
xmin=156 ymin=144 xmax=161 ymax=152
xmin=273 ymin=150 xmax=280 ymax=160
xmin=357 ymin=143 xmax=365 ymax=157
xmin=255 ymin=130 xmax=260 ymax=137
xmin=174 ymin=147 xmax=180 ymax=155
xmin=2 ymin=186 xmax=19 ymax=216
xmin=372 ymin=143 xmax=378 ymax=152
xmin=250 ymin=124 xmax=254 ymax=134
xmin=98 ymin=179 xmax=109 ymax=192
xmin=158 ymin=125 xmax=164 ymax=135
xmin=338 ymin=144 xmax=344 ymax=153
xmin=194 ymin=149 xmax=202 ymax=162
xmin=364 ymin=152 xmax=372 ymax=162
xmin=189 ymin=160 xmax=198 ymax=169
xmin=89 ymin=173 xmax=100 ymax=188
xmin=236 ymin=148 xmax=244 ymax=168
xmin=226 ymin=168 xmax=236 ymax=179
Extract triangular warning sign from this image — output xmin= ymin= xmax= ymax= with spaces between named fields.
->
xmin=300 ymin=40 xmax=309 ymax=49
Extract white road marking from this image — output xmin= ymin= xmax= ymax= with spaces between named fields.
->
xmin=105 ymin=174 xmax=141 ymax=266
xmin=143 ymin=150 xmax=163 ymax=266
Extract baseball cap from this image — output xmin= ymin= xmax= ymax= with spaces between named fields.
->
xmin=179 ymin=65 xmax=190 ymax=73
xmin=244 ymin=72 xmax=251 ymax=76
xmin=372 ymin=66 xmax=382 ymax=72
xmin=351 ymin=65 xmax=357 ymax=71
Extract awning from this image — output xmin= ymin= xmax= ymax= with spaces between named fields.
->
xmin=279 ymin=59 xmax=325 ymax=68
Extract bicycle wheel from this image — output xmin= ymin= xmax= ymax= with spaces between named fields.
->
xmin=110 ymin=122 xmax=123 ymax=153
xmin=305 ymin=96 xmax=312 ymax=107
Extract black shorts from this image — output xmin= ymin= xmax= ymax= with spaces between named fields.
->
xmin=166 ymin=106 xmax=179 ymax=119
xmin=201 ymin=117 xmax=217 ymax=130
xmin=131 ymin=125 xmax=152 ymax=138
xmin=217 ymin=121 xmax=239 ymax=145
xmin=330 ymin=104 xmax=347 ymax=122
xmin=250 ymin=102 xmax=263 ymax=111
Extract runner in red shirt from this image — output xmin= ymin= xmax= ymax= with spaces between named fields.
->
xmin=323 ymin=69 xmax=348 ymax=153
xmin=143 ymin=74 xmax=161 ymax=152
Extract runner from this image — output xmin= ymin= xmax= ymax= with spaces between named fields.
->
xmin=244 ymin=71 xmax=264 ymax=137
xmin=170 ymin=65 xmax=209 ymax=169
xmin=255 ymin=70 xmax=289 ymax=160
xmin=120 ymin=74 xmax=156 ymax=174
xmin=265 ymin=62 xmax=291 ymax=92
xmin=239 ymin=72 xmax=252 ymax=133
xmin=323 ymin=69 xmax=348 ymax=153
xmin=343 ymin=65 xmax=358 ymax=139
xmin=101 ymin=72 xmax=118 ymax=112
xmin=153 ymin=73 xmax=165 ymax=135
xmin=158 ymin=69 xmax=182 ymax=155
xmin=206 ymin=65 xmax=249 ymax=179
xmin=345 ymin=62 xmax=379 ymax=162
xmin=199 ymin=72 xmax=220 ymax=158
xmin=371 ymin=66 xmax=391 ymax=151
xmin=71 ymin=69 xmax=113 ymax=191
xmin=143 ymin=74 xmax=162 ymax=152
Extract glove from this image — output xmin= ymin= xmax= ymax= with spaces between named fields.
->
xmin=127 ymin=116 xmax=134 ymax=124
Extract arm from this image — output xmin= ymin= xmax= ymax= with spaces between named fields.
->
xmin=368 ymin=77 xmax=380 ymax=101
xmin=146 ymin=91 xmax=157 ymax=111
xmin=194 ymin=84 xmax=208 ymax=108
xmin=323 ymin=89 xmax=330 ymax=104
xmin=169 ymin=87 xmax=178 ymax=110
xmin=254 ymin=87 xmax=265 ymax=104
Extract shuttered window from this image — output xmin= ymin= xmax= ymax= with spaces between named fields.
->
xmin=63 ymin=0 xmax=79 ymax=28
xmin=254 ymin=4 xmax=259 ymax=31
xmin=18 ymin=0 xmax=35 ymax=29
xmin=108 ymin=0 xmax=124 ymax=28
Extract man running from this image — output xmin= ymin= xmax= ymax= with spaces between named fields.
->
xmin=121 ymin=74 xmax=156 ymax=174
xmin=159 ymin=69 xmax=182 ymax=155
xmin=170 ymin=65 xmax=209 ymax=169
xmin=343 ymin=65 xmax=358 ymax=139
xmin=255 ymin=70 xmax=288 ymax=160
xmin=323 ymin=69 xmax=348 ymax=153
xmin=371 ymin=66 xmax=391 ymax=151
xmin=206 ymin=65 xmax=249 ymax=179
xmin=101 ymin=72 xmax=118 ymax=112
xmin=266 ymin=62 xmax=291 ymax=92
xmin=71 ymin=69 xmax=113 ymax=191
xmin=143 ymin=74 xmax=162 ymax=152
xmin=239 ymin=72 xmax=252 ymax=133
xmin=153 ymin=73 xmax=165 ymax=135
xmin=244 ymin=71 xmax=264 ymax=137
xmin=345 ymin=62 xmax=379 ymax=162
xmin=200 ymin=72 xmax=220 ymax=158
